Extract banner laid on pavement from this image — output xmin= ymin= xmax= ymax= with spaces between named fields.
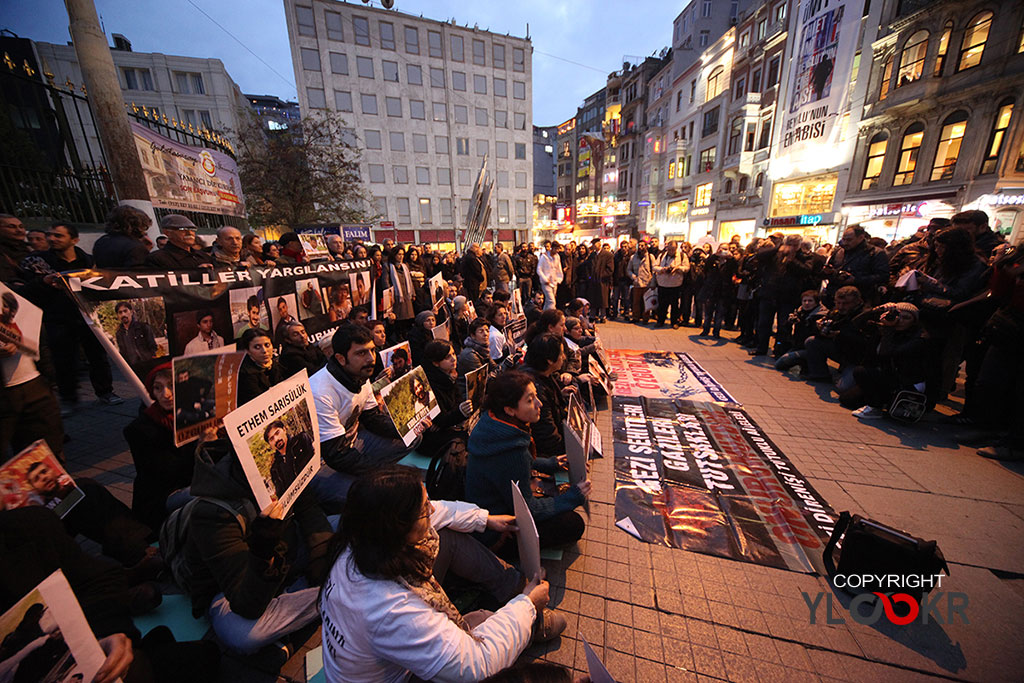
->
xmin=612 ymin=396 xmax=835 ymax=573
xmin=605 ymin=349 xmax=738 ymax=405
xmin=61 ymin=260 xmax=374 ymax=399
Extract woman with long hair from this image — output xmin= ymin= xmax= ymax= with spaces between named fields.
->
xmin=318 ymin=465 xmax=562 ymax=682
xmin=419 ymin=341 xmax=474 ymax=457
xmin=236 ymin=327 xmax=282 ymax=405
xmin=384 ymin=245 xmax=416 ymax=324
xmin=240 ymin=233 xmax=270 ymax=266
xmin=518 ymin=334 xmax=571 ymax=457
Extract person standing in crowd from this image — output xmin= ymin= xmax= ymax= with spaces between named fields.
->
xmin=653 ymin=240 xmax=687 ymax=329
xmin=698 ymin=243 xmax=739 ymax=338
xmin=749 ymin=235 xmax=812 ymax=357
xmin=460 ymin=243 xmax=488 ymax=302
xmin=588 ymin=240 xmax=614 ymax=323
xmin=210 ymin=226 xmax=244 ymax=267
xmin=146 ymin=215 xmax=214 ymax=270
xmin=318 ymin=465 xmax=562 ymax=682
xmin=627 ymin=240 xmax=656 ymax=325
xmin=734 ymin=239 xmax=762 ymax=347
xmin=384 ymin=245 xmax=416 ymax=328
xmin=514 ymin=243 xmax=537 ymax=300
xmin=25 ymin=228 xmax=48 ymax=252
xmin=184 ymin=310 xmax=225 ymax=355
xmin=951 ymin=210 xmax=1005 ymax=260
xmin=275 ymin=232 xmax=307 ymax=265
xmin=610 ymin=240 xmax=633 ymax=321
xmin=492 ymin=243 xmax=515 ymax=293
xmin=20 ymin=223 xmax=121 ymax=412
xmin=91 ymin=206 xmax=152 ymax=269
xmin=0 ymin=214 xmax=30 ymax=283
xmin=822 ymin=225 xmax=889 ymax=306
xmin=487 ymin=304 xmax=512 ymax=362
xmin=466 ymin=370 xmax=590 ymax=550
xmin=236 ymin=328 xmax=282 ymax=405
xmin=240 ymin=233 xmax=271 ymax=266
xmin=279 ymin=321 xmax=327 ymax=378
xmin=114 ymin=301 xmax=158 ymax=372
xmin=405 ymin=246 xmax=429 ymax=311
xmin=407 ymin=310 xmax=436 ymax=366
xmin=537 ymin=241 xmax=563 ymax=310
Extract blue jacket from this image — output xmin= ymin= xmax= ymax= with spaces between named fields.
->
xmin=465 ymin=411 xmax=584 ymax=540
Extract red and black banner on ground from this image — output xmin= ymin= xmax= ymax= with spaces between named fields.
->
xmin=613 ymin=395 xmax=837 ymax=573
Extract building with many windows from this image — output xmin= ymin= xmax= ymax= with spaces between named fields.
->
xmin=283 ymin=0 xmax=533 ymax=247
xmin=843 ymin=0 xmax=1024 ymax=243
xmin=246 ymin=94 xmax=301 ymax=133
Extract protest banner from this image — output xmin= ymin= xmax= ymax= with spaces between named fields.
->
xmin=222 ymin=371 xmax=320 ymax=514
xmin=131 ymin=120 xmax=244 ymax=217
xmin=379 ymin=341 xmax=412 ymax=379
xmin=379 ymin=366 xmax=440 ymax=446
xmin=0 ymin=282 xmax=41 ymax=359
xmin=431 ymin=319 xmax=450 ymax=342
xmin=0 ymin=571 xmax=107 ymax=683
xmin=612 ymin=396 xmax=835 ymax=573
xmin=0 ymin=440 xmax=84 ymax=518
xmin=503 ymin=315 xmax=527 ymax=349
xmin=605 ymin=349 xmax=738 ymax=404
xmin=62 ymin=260 xmax=374 ymax=399
xmin=299 ymin=233 xmax=331 ymax=261
xmin=172 ymin=351 xmax=246 ymax=446
xmin=511 ymin=481 xmax=541 ymax=580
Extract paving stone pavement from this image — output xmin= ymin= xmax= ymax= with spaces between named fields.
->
xmin=62 ymin=321 xmax=1024 ymax=682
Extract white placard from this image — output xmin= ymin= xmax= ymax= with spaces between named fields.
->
xmin=510 ymin=481 xmax=541 ymax=581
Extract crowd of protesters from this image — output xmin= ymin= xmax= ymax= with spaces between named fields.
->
xmin=0 ymin=202 xmax=1021 ymax=682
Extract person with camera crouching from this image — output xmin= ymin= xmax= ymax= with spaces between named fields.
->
xmin=837 ymin=303 xmax=928 ymax=420
xmin=802 ymin=286 xmax=870 ymax=390
xmin=774 ymin=290 xmax=828 ymax=374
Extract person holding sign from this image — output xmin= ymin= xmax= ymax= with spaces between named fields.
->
xmin=319 ymin=465 xmax=564 ymax=683
xmin=466 ymin=371 xmax=590 ymax=550
xmin=419 ymin=341 xmax=474 ymax=458
xmin=520 ymin=335 xmax=571 ymax=458
xmin=236 ymin=328 xmax=283 ymax=406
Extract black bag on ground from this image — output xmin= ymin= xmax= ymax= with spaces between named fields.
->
xmin=426 ymin=437 xmax=469 ymax=501
xmin=823 ymin=511 xmax=949 ymax=600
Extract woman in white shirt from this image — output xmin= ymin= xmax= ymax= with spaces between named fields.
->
xmin=319 ymin=465 xmax=562 ymax=683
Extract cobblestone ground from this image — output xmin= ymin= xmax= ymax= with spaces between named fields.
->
xmin=63 ymin=321 xmax=1024 ymax=682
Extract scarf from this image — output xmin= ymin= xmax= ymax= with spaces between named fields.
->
xmin=462 ymin=336 xmax=489 ymax=358
xmin=397 ymin=526 xmax=479 ymax=637
xmin=144 ymin=401 xmax=174 ymax=431
xmin=389 ymin=263 xmax=414 ymax=304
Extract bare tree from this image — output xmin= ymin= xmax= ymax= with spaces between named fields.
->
xmin=236 ymin=111 xmax=370 ymax=227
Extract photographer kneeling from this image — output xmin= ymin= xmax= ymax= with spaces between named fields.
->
xmin=838 ymin=302 xmax=927 ymax=419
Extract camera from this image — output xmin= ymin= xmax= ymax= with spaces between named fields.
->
xmin=881 ymin=310 xmax=899 ymax=323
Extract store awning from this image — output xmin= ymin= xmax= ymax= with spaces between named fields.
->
xmin=843 ymin=188 xmax=959 ymax=206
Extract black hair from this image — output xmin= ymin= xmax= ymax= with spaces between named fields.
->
xmin=263 ymin=419 xmax=286 ymax=442
xmin=278 ymin=232 xmax=300 ymax=247
xmin=800 ymin=290 xmax=820 ymax=303
xmin=951 ymin=210 xmax=988 ymax=228
xmin=524 ymin=309 xmax=564 ymax=345
xmin=104 ymin=205 xmax=150 ymax=238
xmin=483 ymin=370 xmax=535 ymax=414
xmin=423 ymin=340 xmax=453 ymax=365
xmin=236 ymin=327 xmax=271 ymax=351
xmin=934 ymin=226 xmax=979 ymax=278
xmin=2 ymin=292 xmax=19 ymax=313
xmin=246 ymin=295 xmax=260 ymax=311
xmin=114 ymin=301 xmax=132 ymax=313
xmin=348 ymin=304 xmax=370 ymax=320
xmin=846 ymin=224 xmax=869 ymax=239
xmin=487 ymin=303 xmax=508 ymax=324
xmin=50 ymin=223 xmax=79 ymax=239
xmin=524 ymin=333 xmax=563 ymax=372
xmin=331 ymin=323 xmax=374 ymax=357
xmin=195 ymin=309 xmax=215 ymax=324
xmin=480 ymin=662 xmax=573 ymax=683
xmin=492 ymin=290 xmax=511 ymax=304
xmin=26 ymin=461 xmax=44 ymax=475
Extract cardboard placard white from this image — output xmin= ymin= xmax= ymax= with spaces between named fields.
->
xmin=510 ymin=481 xmax=541 ymax=580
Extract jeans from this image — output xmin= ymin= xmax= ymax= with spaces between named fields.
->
xmin=775 ymin=350 xmax=807 ymax=372
xmin=700 ymin=298 xmax=728 ymax=334
xmin=755 ymin=297 xmax=795 ymax=353
xmin=435 ymin=528 xmax=522 ymax=602
xmin=518 ymin=277 xmax=533 ymax=301
xmin=610 ymin=283 xmax=631 ymax=319
xmin=656 ymin=285 xmax=680 ymax=326
xmin=313 ymin=428 xmax=415 ymax=512
xmin=208 ymin=585 xmax=320 ymax=654
xmin=804 ymin=335 xmax=838 ymax=379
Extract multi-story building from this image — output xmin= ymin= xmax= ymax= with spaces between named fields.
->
xmin=283 ymin=0 xmax=534 ymax=248
xmin=843 ymin=0 xmax=1024 ymax=244
xmin=639 ymin=61 xmax=673 ymax=236
xmin=533 ymin=125 xmax=557 ymax=232
xmin=33 ymin=35 xmax=248 ymax=162
xmin=555 ymin=117 xmax=577 ymax=214
xmin=575 ymin=88 xmax=607 ymax=215
xmin=671 ymin=0 xmax=752 ymax=78
xmin=247 ymin=94 xmax=302 ymax=132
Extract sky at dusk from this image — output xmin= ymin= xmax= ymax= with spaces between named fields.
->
xmin=2 ymin=0 xmax=685 ymax=126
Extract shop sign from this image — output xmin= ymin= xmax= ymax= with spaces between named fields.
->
xmin=691 ymin=207 xmax=711 ymax=216
xmin=867 ymin=202 xmax=923 ymax=219
xmin=764 ymin=212 xmax=837 ymax=228
xmin=576 ymin=199 xmax=631 ymax=217
xmin=638 ymin=200 xmax=652 ymax=207
xmin=979 ymin=193 xmax=1024 ymax=207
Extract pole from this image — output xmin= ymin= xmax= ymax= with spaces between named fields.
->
xmin=65 ymin=0 xmax=159 ymax=242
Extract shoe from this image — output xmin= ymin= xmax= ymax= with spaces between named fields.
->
xmin=712 ymin=331 xmax=721 ymax=338
xmin=671 ymin=323 xmax=680 ymax=330
xmin=747 ymin=348 xmax=767 ymax=356
xmin=531 ymin=609 xmax=567 ymax=643
xmin=98 ymin=392 xmax=124 ymax=405
xmin=977 ymin=444 xmax=1024 ymax=461
xmin=852 ymin=406 xmax=884 ymax=419
xmin=700 ymin=328 xmax=710 ymax=336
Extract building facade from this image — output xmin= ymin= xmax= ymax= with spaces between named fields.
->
xmin=247 ymin=94 xmax=302 ymax=132
xmin=283 ymin=0 xmax=534 ymax=248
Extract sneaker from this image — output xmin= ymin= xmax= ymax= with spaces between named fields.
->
xmin=98 ymin=392 xmax=124 ymax=405
xmin=977 ymin=444 xmax=1024 ymax=461
xmin=852 ymin=406 xmax=884 ymax=419
xmin=531 ymin=609 xmax=567 ymax=643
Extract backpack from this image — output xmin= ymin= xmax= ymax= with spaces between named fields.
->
xmin=426 ymin=438 xmax=469 ymax=501
xmin=159 ymin=496 xmax=251 ymax=593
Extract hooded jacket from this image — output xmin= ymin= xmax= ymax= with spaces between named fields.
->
xmin=465 ymin=411 xmax=584 ymax=545
xmin=183 ymin=441 xmax=331 ymax=618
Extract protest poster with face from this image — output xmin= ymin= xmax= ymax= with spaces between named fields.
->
xmin=590 ymin=354 xmax=613 ymax=394
xmin=380 ymin=341 xmax=412 ymax=379
xmin=222 ymin=371 xmax=320 ymax=513
xmin=0 ymin=571 xmax=106 ymax=683
xmin=349 ymin=270 xmax=371 ymax=307
xmin=0 ymin=440 xmax=84 ymax=518
xmin=428 ymin=272 xmax=446 ymax=307
xmin=172 ymin=351 xmax=246 ymax=446
xmin=299 ymin=233 xmax=330 ymax=261
xmin=0 ymin=282 xmax=41 ymax=359
xmin=229 ymin=287 xmax=267 ymax=340
xmin=465 ymin=365 xmax=488 ymax=414
xmin=503 ymin=314 xmax=527 ymax=349
xmin=379 ymin=366 xmax=440 ymax=446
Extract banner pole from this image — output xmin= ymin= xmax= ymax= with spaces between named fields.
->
xmin=79 ymin=309 xmax=152 ymax=406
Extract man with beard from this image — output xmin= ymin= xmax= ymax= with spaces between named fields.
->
xmin=264 ymin=420 xmax=315 ymax=498
xmin=114 ymin=302 xmax=158 ymax=372
xmin=237 ymin=295 xmax=264 ymax=338
xmin=25 ymin=460 xmax=77 ymax=509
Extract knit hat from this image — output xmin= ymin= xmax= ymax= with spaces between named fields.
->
xmin=415 ymin=310 xmax=435 ymax=327
xmin=885 ymin=301 xmax=920 ymax=323
xmin=452 ymin=295 xmax=468 ymax=315
xmin=144 ymin=361 xmax=173 ymax=395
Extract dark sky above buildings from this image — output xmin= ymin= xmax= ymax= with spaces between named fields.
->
xmin=3 ymin=0 xmax=683 ymax=125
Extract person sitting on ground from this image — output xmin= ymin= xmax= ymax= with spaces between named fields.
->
xmin=564 ymin=317 xmax=598 ymax=375
xmin=838 ymin=302 xmax=928 ymax=419
xmin=774 ymin=291 xmax=828 ymax=373
xmin=407 ymin=310 xmax=436 ymax=367
xmin=524 ymin=289 xmax=545 ymax=327
xmin=364 ymin=318 xmax=389 ymax=377
xmin=279 ymin=321 xmax=327 ymax=378
xmin=318 ymin=465 xmax=564 ymax=682
xmin=309 ymin=325 xmax=422 ymax=508
xmin=180 ymin=437 xmax=330 ymax=660
xmin=802 ymin=286 xmax=870 ymax=391
xmin=565 ymin=298 xmax=595 ymax=335
xmin=449 ymin=296 xmax=472 ymax=353
xmin=457 ymin=318 xmax=495 ymax=401
xmin=466 ymin=370 xmax=590 ymax=550
xmin=235 ymin=328 xmax=283 ymax=405
xmin=487 ymin=303 xmax=512 ymax=362
xmin=419 ymin=341 xmax=474 ymax=459
xmin=519 ymin=334 xmax=572 ymax=458
xmin=123 ymin=363 xmax=197 ymax=530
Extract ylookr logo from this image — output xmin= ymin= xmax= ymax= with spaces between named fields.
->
xmin=803 ymin=573 xmax=968 ymax=626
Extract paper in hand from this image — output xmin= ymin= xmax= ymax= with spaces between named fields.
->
xmin=510 ymin=481 xmax=541 ymax=580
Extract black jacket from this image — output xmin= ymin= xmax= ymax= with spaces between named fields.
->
xmin=92 ymin=233 xmax=148 ymax=269
xmin=279 ymin=342 xmax=327 ymax=379
xmin=698 ymin=253 xmax=738 ymax=300
xmin=145 ymin=243 xmax=214 ymax=270
xmin=419 ymin=362 xmax=467 ymax=457
xmin=826 ymin=242 xmax=889 ymax=302
xmin=237 ymin=356 xmax=284 ymax=405
xmin=123 ymin=409 xmax=196 ymax=530
xmin=521 ymin=366 xmax=566 ymax=457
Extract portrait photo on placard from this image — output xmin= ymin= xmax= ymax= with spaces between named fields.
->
xmin=295 ymin=278 xmax=324 ymax=319
xmin=349 ymin=270 xmax=371 ymax=307
xmin=90 ymin=296 xmax=168 ymax=381
xmin=229 ymin=286 xmax=268 ymax=339
xmin=0 ymin=440 xmax=84 ymax=518
xmin=269 ymin=293 xmax=299 ymax=342
xmin=246 ymin=402 xmax=317 ymax=500
xmin=323 ymin=282 xmax=353 ymax=323
xmin=172 ymin=306 xmax=231 ymax=356
xmin=380 ymin=341 xmax=412 ymax=379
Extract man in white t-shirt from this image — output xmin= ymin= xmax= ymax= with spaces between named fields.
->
xmin=309 ymin=324 xmax=426 ymax=510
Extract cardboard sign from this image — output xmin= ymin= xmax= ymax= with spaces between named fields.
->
xmin=0 ymin=440 xmax=84 ymax=518
xmin=172 ymin=351 xmax=246 ymax=446
xmin=0 ymin=282 xmax=41 ymax=359
xmin=299 ymin=233 xmax=331 ymax=261
xmin=582 ymin=636 xmax=616 ymax=683
xmin=431 ymin=319 xmax=450 ymax=342
xmin=379 ymin=366 xmax=440 ymax=446
xmin=222 ymin=371 xmax=320 ymax=514
xmin=379 ymin=341 xmax=412 ymax=379
xmin=428 ymin=272 xmax=446 ymax=307
xmin=511 ymin=481 xmax=541 ymax=581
